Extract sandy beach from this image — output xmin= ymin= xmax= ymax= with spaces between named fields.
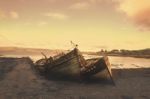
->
xmin=1 ymin=0 xmax=150 ymax=98
xmin=0 ymin=57 xmax=149 ymax=99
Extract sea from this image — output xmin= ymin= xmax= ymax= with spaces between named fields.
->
xmin=2 ymin=54 xmax=150 ymax=69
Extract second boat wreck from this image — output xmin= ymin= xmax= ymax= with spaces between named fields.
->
xmin=35 ymin=47 xmax=113 ymax=82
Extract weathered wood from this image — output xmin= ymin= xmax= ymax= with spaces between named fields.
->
xmin=81 ymin=56 xmax=114 ymax=83
xmin=45 ymin=48 xmax=85 ymax=79
xmin=35 ymin=48 xmax=113 ymax=81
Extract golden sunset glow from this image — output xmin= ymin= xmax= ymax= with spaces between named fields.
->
xmin=0 ymin=0 xmax=150 ymax=51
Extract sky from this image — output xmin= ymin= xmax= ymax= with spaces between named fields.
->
xmin=0 ymin=0 xmax=150 ymax=51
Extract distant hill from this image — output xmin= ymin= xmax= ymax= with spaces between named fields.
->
xmin=0 ymin=47 xmax=65 ymax=56
xmin=96 ymin=48 xmax=150 ymax=58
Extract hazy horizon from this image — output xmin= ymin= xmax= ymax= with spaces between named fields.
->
xmin=0 ymin=45 xmax=149 ymax=52
xmin=0 ymin=0 xmax=150 ymax=51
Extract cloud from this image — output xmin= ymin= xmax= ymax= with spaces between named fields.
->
xmin=132 ymin=9 xmax=150 ymax=30
xmin=0 ymin=9 xmax=19 ymax=20
xmin=10 ymin=11 xmax=19 ymax=19
xmin=88 ymin=0 xmax=97 ymax=4
xmin=117 ymin=0 xmax=150 ymax=30
xmin=37 ymin=21 xmax=48 ymax=26
xmin=44 ymin=12 xmax=68 ymax=20
xmin=0 ymin=9 xmax=6 ymax=19
xmin=70 ymin=2 xmax=90 ymax=10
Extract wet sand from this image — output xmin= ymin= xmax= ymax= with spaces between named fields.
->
xmin=0 ymin=57 xmax=149 ymax=99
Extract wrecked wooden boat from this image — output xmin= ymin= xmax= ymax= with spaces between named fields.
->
xmin=35 ymin=48 xmax=86 ymax=79
xmin=81 ymin=56 xmax=113 ymax=81
xmin=35 ymin=48 xmax=113 ymax=81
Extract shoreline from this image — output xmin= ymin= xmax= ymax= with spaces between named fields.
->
xmin=107 ymin=54 xmax=150 ymax=59
xmin=0 ymin=57 xmax=149 ymax=99
xmin=85 ymin=53 xmax=150 ymax=59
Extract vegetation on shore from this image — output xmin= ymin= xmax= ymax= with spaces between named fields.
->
xmin=96 ymin=48 xmax=150 ymax=58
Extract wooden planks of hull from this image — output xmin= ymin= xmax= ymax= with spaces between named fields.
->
xmin=35 ymin=48 xmax=113 ymax=82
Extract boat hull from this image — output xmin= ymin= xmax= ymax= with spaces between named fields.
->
xmin=45 ymin=48 xmax=85 ymax=79
xmin=81 ymin=56 xmax=112 ymax=79
xmin=35 ymin=48 xmax=113 ymax=81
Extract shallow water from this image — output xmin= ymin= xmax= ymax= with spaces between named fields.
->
xmin=109 ymin=56 xmax=150 ymax=69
